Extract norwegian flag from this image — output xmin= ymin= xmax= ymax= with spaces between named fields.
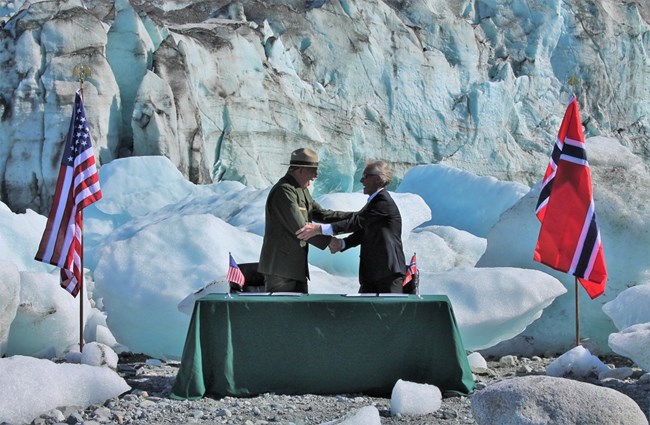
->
xmin=227 ymin=253 xmax=245 ymax=287
xmin=403 ymin=253 xmax=418 ymax=287
xmin=35 ymin=90 xmax=102 ymax=297
xmin=534 ymin=96 xmax=607 ymax=299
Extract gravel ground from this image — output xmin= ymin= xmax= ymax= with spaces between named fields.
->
xmin=86 ymin=352 xmax=647 ymax=425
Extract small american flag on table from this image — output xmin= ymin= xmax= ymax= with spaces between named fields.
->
xmin=227 ymin=253 xmax=245 ymax=288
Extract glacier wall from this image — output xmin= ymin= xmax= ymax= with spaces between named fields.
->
xmin=0 ymin=0 xmax=648 ymax=213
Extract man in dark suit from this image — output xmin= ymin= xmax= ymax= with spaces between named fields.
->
xmin=296 ymin=161 xmax=406 ymax=293
xmin=258 ymin=148 xmax=352 ymax=293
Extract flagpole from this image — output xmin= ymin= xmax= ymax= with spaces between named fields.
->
xmin=35 ymin=64 xmax=100 ymax=354
xmin=73 ymin=64 xmax=91 ymax=352
xmin=568 ymin=77 xmax=581 ymax=349
xmin=575 ymin=277 xmax=580 ymax=347
xmin=535 ymin=80 xmax=608 ymax=348
xmin=80 ymin=213 xmax=84 ymax=352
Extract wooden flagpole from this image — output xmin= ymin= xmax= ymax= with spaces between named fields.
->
xmin=568 ymin=74 xmax=581 ymax=348
xmin=80 ymin=214 xmax=84 ymax=353
xmin=73 ymin=64 xmax=91 ymax=352
xmin=575 ymin=277 xmax=580 ymax=347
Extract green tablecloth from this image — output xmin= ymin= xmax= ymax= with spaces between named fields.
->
xmin=170 ymin=294 xmax=474 ymax=399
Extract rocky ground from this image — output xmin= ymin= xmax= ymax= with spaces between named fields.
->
xmin=29 ymin=353 xmax=650 ymax=425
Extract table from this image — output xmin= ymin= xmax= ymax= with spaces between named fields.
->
xmin=170 ymin=294 xmax=474 ymax=400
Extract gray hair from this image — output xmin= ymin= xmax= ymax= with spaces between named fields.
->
xmin=366 ymin=160 xmax=392 ymax=187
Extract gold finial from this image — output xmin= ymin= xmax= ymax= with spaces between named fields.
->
xmin=72 ymin=64 xmax=92 ymax=90
xmin=567 ymin=75 xmax=580 ymax=88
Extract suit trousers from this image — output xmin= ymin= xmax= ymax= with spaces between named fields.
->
xmin=359 ymin=273 xmax=405 ymax=294
xmin=264 ymin=274 xmax=308 ymax=294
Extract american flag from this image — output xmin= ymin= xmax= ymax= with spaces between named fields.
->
xmin=402 ymin=253 xmax=417 ymax=286
xmin=35 ymin=90 xmax=102 ymax=297
xmin=227 ymin=253 xmax=245 ymax=287
xmin=534 ymin=96 xmax=607 ymax=299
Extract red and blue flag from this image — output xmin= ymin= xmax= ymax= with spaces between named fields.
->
xmin=534 ymin=96 xmax=607 ymax=299
xmin=403 ymin=253 xmax=417 ymax=287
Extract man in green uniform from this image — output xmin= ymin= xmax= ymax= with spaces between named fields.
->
xmin=258 ymin=148 xmax=351 ymax=293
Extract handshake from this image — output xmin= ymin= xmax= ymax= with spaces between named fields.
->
xmin=296 ymin=223 xmax=342 ymax=254
xmin=328 ymin=237 xmax=343 ymax=254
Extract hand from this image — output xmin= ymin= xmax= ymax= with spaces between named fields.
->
xmin=329 ymin=237 xmax=342 ymax=254
xmin=296 ymin=223 xmax=322 ymax=240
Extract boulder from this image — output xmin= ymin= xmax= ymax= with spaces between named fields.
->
xmin=471 ymin=375 xmax=648 ymax=425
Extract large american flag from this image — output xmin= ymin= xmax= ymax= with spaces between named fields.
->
xmin=534 ymin=96 xmax=607 ymax=299
xmin=35 ymin=90 xmax=102 ymax=297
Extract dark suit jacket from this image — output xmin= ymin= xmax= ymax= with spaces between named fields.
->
xmin=258 ymin=174 xmax=352 ymax=282
xmin=331 ymin=189 xmax=406 ymax=284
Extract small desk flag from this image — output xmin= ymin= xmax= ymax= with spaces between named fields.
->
xmin=227 ymin=253 xmax=245 ymax=287
xmin=403 ymin=253 xmax=418 ymax=287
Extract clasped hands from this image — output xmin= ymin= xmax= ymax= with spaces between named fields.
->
xmin=296 ymin=223 xmax=342 ymax=253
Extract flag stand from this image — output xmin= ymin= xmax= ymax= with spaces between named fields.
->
xmin=574 ymin=277 xmax=580 ymax=347
xmin=73 ymin=64 xmax=92 ymax=353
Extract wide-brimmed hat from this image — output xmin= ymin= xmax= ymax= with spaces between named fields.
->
xmin=284 ymin=147 xmax=319 ymax=168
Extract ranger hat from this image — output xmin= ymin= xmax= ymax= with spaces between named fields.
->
xmin=285 ymin=147 xmax=319 ymax=168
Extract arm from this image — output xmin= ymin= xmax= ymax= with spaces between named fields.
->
xmin=269 ymin=185 xmax=332 ymax=250
xmin=310 ymin=199 xmax=353 ymax=223
xmin=342 ymin=229 xmax=363 ymax=251
xmin=335 ymin=195 xmax=393 ymax=251
xmin=299 ymin=196 xmax=389 ymax=243
xmin=296 ymin=222 xmax=324 ymax=240
xmin=295 ymin=195 xmax=353 ymax=242
xmin=331 ymin=196 xmax=390 ymax=235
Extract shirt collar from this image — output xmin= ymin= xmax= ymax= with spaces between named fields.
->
xmin=367 ymin=187 xmax=384 ymax=203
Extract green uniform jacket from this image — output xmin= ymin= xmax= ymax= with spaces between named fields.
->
xmin=258 ymin=174 xmax=351 ymax=282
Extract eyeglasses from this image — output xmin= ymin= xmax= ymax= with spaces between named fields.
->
xmin=361 ymin=172 xmax=380 ymax=179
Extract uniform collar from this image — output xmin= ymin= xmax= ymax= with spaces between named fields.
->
xmin=282 ymin=173 xmax=301 ymax=188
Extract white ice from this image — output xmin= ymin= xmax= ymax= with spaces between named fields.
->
xmin=0 ymin=355 xmax=129 ymax=424
xmin=390 ymin=379 xmax=442 ymax=416
xmin=546 ymin=345 xmax=609 ymax=378
xmin=2 ymin=153 xmax=646 ymax=360
xmin=1 ymin=145 xmax=650 ymax=423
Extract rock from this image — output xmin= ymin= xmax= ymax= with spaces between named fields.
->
xmin=639 ymin=373 xmax=650 ymax=385
xmin=38 ymin=408 xmax=65 ymax=422
xmin=327 ymin=405 xmax=381 ymax=425
xmin=599 ymin=366 xmax=635 ymax=381
xmin=499 ymin=355 xmax=517 ymax=367
xmin=471 ymin=375 xmax=648 ymax=425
